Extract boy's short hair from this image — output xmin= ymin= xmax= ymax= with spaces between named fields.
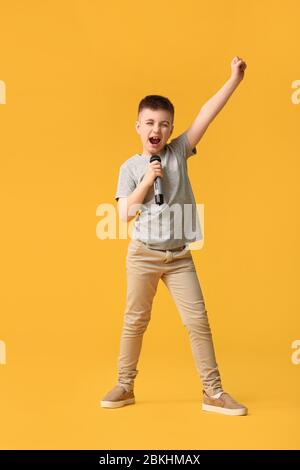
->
xmin=137 ymin=95 xmax=174 ymax=123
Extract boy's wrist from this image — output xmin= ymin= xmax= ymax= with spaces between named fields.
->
xmin=229 ymin=74 xmax=243 ymax=86
xmin=140 ymin=179 xmax=151 ymax=190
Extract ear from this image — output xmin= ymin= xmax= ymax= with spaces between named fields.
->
xmin=135 ymin=120 xmax=140 ymax=134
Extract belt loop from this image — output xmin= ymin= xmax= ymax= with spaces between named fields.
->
xmin=164 ymin=250 xmax=173 ymax=263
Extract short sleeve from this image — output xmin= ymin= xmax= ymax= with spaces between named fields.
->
xmin=115 ymin=163 xmax=136 ymax=201
xmin=168 ymin=131 xmax=197 ymax=159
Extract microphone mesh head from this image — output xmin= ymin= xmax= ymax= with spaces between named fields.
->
xmin=150 ymin=155 xmax=161 ymax=163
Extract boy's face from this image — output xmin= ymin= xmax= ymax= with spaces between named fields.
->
xmin=135 ymin=108 xmax=174 ymax=156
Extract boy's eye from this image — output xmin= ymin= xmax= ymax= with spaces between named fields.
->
xmin=146 ymin=122 xmax=168 ymax=126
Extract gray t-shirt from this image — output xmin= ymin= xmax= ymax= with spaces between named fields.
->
xmin=115 ymin=131 xmax=202 ymax=250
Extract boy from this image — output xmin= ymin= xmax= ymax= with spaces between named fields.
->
xmin=101 ymin=56 xmax=248 ymax=416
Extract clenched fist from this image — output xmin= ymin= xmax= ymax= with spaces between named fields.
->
xmin=143 ymin=160 xmax=164 ymax=188
xmin=230 ymin=56 xmax=247 ymax=82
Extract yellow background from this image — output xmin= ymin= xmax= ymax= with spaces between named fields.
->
xmin=0 ymin=0 xmax=299 ymax=450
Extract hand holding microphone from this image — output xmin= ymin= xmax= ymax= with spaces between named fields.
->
xmin=143 ymin=155 xmax=164 ymax=205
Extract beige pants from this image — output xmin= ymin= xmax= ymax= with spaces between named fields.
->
xmin=117 ymin=238 xmax=223 ymax=396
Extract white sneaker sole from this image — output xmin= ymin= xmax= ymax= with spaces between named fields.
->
xmin=202 ymin=403 xmax=247 ymax=416
xmin=100 ymin=397 xmax=135 ymax=409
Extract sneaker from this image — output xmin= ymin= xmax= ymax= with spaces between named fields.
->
xmin=202 ymin=391 xmax=248 ymax=416
xmin=100 ymin=385 xmax=135 ymax=409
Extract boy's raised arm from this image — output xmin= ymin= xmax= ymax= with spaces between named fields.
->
xmin=186 ymin=56 xmax=247 ymax=150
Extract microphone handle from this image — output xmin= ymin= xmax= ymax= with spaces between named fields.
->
xmin=154 ymin=176 xmax=164 ymax=205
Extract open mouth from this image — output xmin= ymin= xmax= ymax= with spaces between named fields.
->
xmin=149 ymin=137 xmax=161 ymax=146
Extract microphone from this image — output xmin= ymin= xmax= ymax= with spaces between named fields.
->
xmin=150 ymin=155 xmax=164 ymax=205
